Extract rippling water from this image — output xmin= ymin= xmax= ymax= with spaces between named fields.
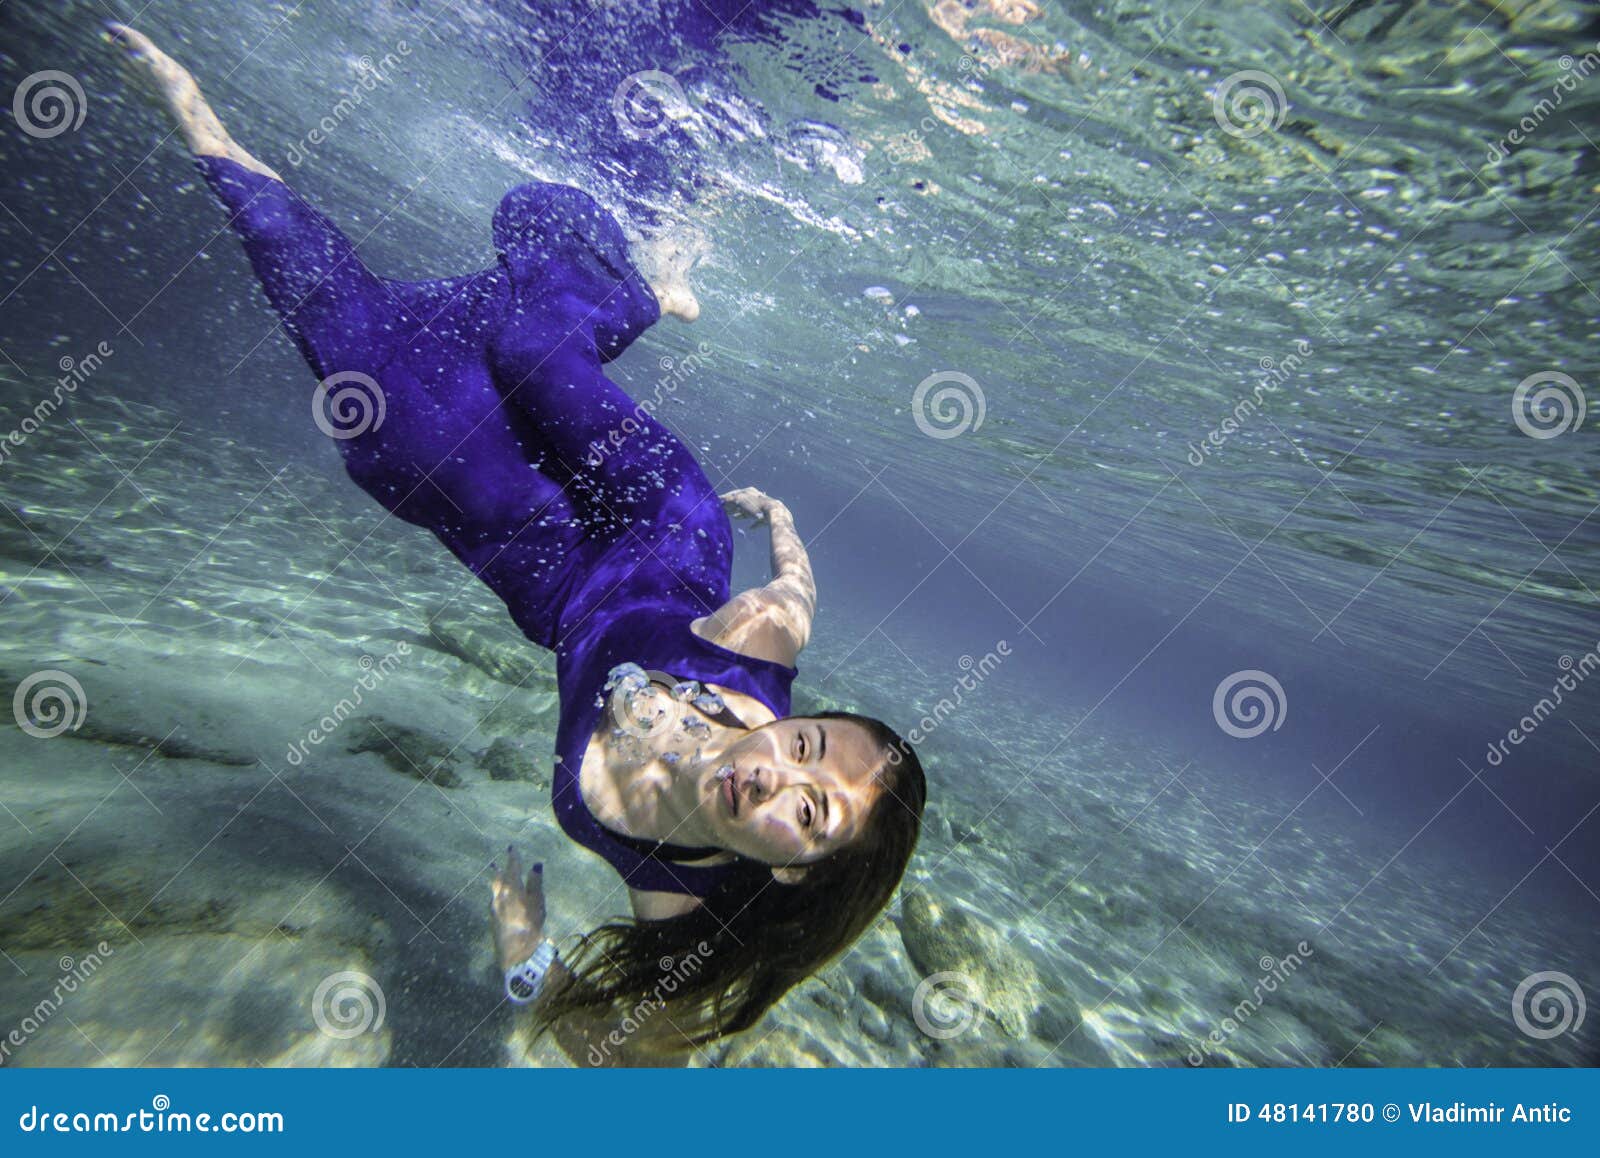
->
xmin=0 ymin=1 xmax=1595 ymax=1067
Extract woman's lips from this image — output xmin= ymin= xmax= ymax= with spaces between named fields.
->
xmin=723 ymin=773 xmax=738 ymax=816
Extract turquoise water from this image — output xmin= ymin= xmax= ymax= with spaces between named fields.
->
xmin=0 ymin=1 xmax=1595 ymax=1066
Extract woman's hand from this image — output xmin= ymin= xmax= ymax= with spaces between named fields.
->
xmin=720 ymin=486 xmax=781 ymax=522
xmin=489 ymin=845 xmax=546 ymax=971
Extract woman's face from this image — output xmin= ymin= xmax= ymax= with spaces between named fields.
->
xmin=700 ymin=717 xmax=884 ymax=867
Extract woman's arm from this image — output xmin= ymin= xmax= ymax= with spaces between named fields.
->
xmin=697 ymin=488 xmax=816 ymax=666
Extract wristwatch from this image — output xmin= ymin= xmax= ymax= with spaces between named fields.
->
xmin=504 ymin=940 xmax=557 ymax=1005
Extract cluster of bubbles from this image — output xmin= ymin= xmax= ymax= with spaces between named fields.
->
xmin=601 ymin=662 xmax=736 ymax=772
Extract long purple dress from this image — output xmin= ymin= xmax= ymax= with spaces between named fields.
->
xmin=198 ymin=156 xmax=796 ymax=895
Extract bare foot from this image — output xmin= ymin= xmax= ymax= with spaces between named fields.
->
xmin=636 ymin=226 xmax=708 ymax=323
xmin=103 ymin=22 xmax=281 ymax=180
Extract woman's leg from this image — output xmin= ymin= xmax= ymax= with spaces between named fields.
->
xmin=108 ymin=22 xmax=401 ymax=375
xmin=108 ymin=24 xmax=595 ymax=647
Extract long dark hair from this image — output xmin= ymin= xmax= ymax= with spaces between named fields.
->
xmin=534 ymin=710 xmax=925 ymax=1057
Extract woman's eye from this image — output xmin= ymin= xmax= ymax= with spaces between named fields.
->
xmin=795 ymin=734 xmax=807 ymax=759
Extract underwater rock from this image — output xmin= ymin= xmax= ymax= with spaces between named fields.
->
xmin=344 ymin=715 xmax=464 ymax=788
xmin=425 ymin=610 xmax=553 ymax=689
xmin=898 ymin=891 xmax=1042 ymax=1038
xmin=480 ymin=737 xmax=545 ymax=785
xmin=858 ymin=1004 xmax=894 ymax=1046
xmin=0 ymin=658 xmax=257 ymax=766
xmin=476 ymin=696 xmax=558 ymax=739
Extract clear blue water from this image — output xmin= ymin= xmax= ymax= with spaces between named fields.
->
xmin=0 ymin=0 xmax=1595 ymax=1066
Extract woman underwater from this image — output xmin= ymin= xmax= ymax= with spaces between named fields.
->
xmin=106 ymin=24 xmax=925 ymax=1062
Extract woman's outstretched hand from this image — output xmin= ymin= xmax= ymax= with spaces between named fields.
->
xmin=489 ymin=845 xmax=545 ymax=972
xmin=720 ymin=486 xmax=780 ymax=522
